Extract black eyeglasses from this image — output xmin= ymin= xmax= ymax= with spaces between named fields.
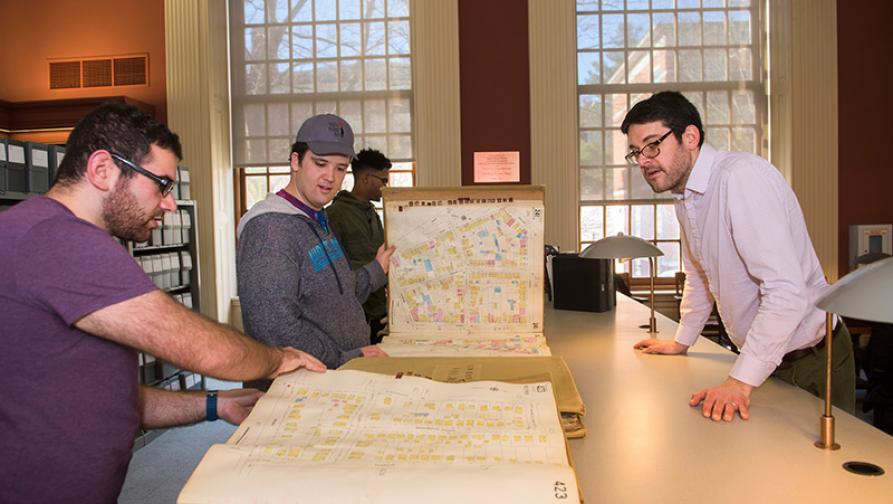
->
xmin=625 ymin=130 xmax=674 ymax=166
xmin=110 ymin=152 xmax=176 ymax=197
xmin=368 ymin=174 xmax=389 ymax=185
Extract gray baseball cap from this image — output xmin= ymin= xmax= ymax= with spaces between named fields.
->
xmin=295 ymin=113 xmax=355 ymax=159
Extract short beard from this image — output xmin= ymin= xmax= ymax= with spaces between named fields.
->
xmin=648 ymin=148 xmax=692 ymax=194
xmin=102 ymin=177 xmax=154 ymax=242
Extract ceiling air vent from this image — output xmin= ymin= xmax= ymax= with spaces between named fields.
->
xmin=114 ymin=57 xmax=148 ymax=86
xmin=83 ymin=59 xmax=113 ymax=87
xmin=49 ymin=61 xmax=81 ymax=89
xmin=48 ymin=54 xmax=148 ymax=90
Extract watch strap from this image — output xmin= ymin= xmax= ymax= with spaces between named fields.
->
xmin=206 ymin=391 xmax=218 ymax=422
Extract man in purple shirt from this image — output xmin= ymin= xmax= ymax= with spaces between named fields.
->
xmin=0 ymin=103 xmax=325 ymax=503
xmin=622 ymin=91 xmax=854 ymax=423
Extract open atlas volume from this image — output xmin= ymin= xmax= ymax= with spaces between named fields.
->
xmin=371 ymin=186 xmax=586 ymax=439
xmin=378 ymin=186 xmax=548 ymax=357
xmin=178 ymin=369 xmax=580 ymax=504
xmin=340 ymin=356 xmax=587 ymax=439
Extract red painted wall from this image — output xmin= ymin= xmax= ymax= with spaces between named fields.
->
xmin=837 ymin=0 xmax=893 ymax=274
xmin=0 ymin=0 xmax=167 ymax=122
xmin=458 ymin=0 xmax=531 ymax=185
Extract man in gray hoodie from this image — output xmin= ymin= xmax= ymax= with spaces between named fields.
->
xmin=237 ymin=114 xmax=395 ymax=382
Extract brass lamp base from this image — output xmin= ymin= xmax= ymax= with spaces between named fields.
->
xmin=639 ymin=318 xmax=659 ymax=333
xmin=815 ymin=414 xmax=840 ymax=450
xmin=815 ymin=313 xmax=840 ymax=450
xmin=644 ymin=257 xmax=658 ymax=334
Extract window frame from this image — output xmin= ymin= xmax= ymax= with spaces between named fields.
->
xmin=235 ymin=160 xmax=416 ymax=218
xmin=575 ymin=0 xmax=767 ymax=287
xmin=579 ymin=201 xmax=681 ymax=287
xmin=229 ymin=0 xmax=415 ymax=220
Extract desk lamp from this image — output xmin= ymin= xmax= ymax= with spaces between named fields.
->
xmin=814 ymin=256 xmax=893 ymax=475
xmin=580 ymin=233 xmax=663 ymax=333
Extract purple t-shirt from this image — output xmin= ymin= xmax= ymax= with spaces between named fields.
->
xmin=0 ymin=196 xmax=157 ymax=503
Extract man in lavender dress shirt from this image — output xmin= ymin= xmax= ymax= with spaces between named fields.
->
xmin=622 ymin=91 xmax=855 ymax=423
xmin=0 ymin=103 xmax=325 ymax=503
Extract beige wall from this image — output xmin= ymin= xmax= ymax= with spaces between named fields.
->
xmin=770 ymin=0 xmax=839 ymax=281
xmin=165 ymin=0 xmax=235 ymax=323
xmin=529 ymin=0 xmax=579 ymax=252
xmin=410 ymin=0 xmax=462 ymax=188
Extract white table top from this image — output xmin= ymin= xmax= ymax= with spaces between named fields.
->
xmin=549 ymin=295 xmax=893 ymax=503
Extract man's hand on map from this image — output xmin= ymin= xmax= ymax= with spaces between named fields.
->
xmin=375 ymin=244 xmax=397 ymax=273
xmin=217 ymin=388 xmax=264 ymax=425
xmin=361 ymin=345 xmax=388 ymax=357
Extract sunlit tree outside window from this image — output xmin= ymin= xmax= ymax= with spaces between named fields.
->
xmin=231 ymin=0 xmax=415 ymax=215
xmin=576 ymin=0 xmax=766 ymax=281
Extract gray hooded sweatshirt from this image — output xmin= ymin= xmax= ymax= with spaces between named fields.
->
xmin=236 ymin=192 xmax=387 ymax=369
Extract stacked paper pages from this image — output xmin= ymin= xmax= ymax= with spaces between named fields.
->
xmin=178 ymin=370 xmax=580 ymax=504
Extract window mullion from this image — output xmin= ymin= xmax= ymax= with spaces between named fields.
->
xmin=576 ymin=2 xmax=764 ymax=277
xmin=231 ymin=0 xmax=415 ymax=219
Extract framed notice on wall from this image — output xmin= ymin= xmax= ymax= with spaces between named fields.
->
xmin=473 ymin=151 xmax=520 ymax=183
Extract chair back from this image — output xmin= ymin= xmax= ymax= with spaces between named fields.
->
xmin=675 ymin=271 xmax=686 ymax=296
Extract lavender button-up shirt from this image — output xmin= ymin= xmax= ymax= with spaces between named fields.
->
xmin=673 ymin=143 xmax=832 ymax=386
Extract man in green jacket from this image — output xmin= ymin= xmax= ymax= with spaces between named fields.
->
xmin=327 ymin=148 xmax=392 ymax=343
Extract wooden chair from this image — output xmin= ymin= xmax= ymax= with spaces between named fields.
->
xmin=673 ymin=272 xmax=685 ymax=313
xmin=615 ymin=271 xmax=632 ymax=297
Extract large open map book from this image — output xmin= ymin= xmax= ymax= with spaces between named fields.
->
xmin=341 ymin=356 xmax=587 ymax=439
xmin=178 ymin=370 xmax=580 ymax=503
xmin=379 ymin=186 xmax=547 ymax=356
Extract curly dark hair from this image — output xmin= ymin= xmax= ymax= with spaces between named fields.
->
xmin=54 ymin=102 xmax=182 ymax=186
xmin=621 ymin=91 xmax=705 ymax=148
xmin=350 ymin=148 xmax=392 ymax=175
